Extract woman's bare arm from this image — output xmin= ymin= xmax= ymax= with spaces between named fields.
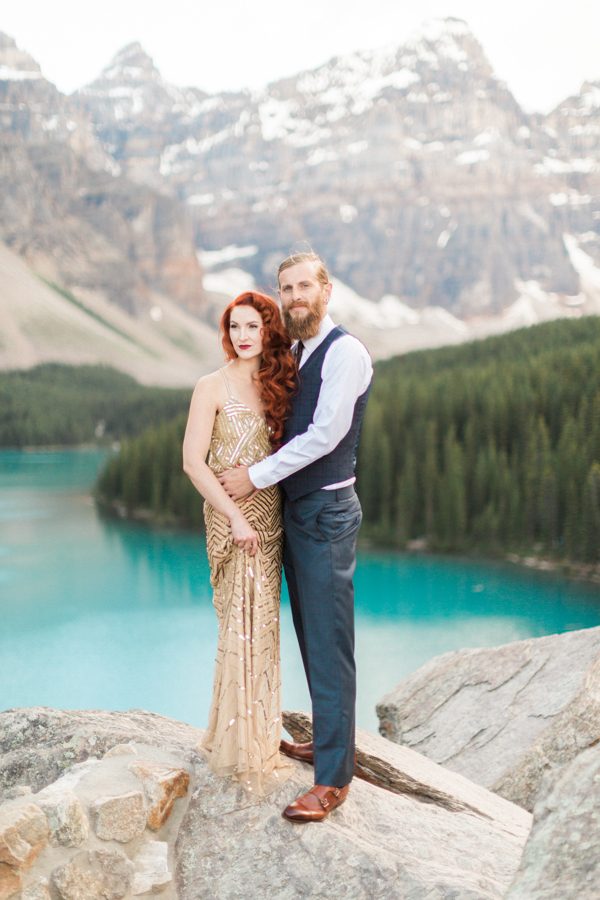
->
xmin=182 ymin=375 xmax=258 ymax=554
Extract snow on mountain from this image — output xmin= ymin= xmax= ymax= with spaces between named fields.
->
xmin=202 ymin=267 xmax=257 ymax=297
xmin=377 ymin=295 xmax=420 ymax=326
xmin=200 ymin=245 xmax=259 ymax=269
xmin=0 ymin=64 xmax=42 ymax=81
xmin=564 ymin=234 xmax=600 ymax=310
xmin=501 ymin=282 xmax=566 ymax=327
xmin=253 ymin=16 xmax=509 ymax=150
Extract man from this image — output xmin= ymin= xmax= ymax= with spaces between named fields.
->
xmin=219 ymin=251 xmax=372 ymax=822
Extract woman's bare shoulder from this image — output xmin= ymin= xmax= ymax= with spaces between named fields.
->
xmin=191 ymin=368 xmax=227 ymax=406
xmin=195 ymin=368 xmax=224 ymax=388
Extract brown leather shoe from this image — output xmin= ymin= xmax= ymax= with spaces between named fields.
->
xmin=280 ymin=739 xmax=314 ymax=763
xmin=282 ymin=784 xmax=350 ymax=823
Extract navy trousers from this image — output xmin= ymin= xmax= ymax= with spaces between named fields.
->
xmin=283 ymin=486 xmax=362 ymax=787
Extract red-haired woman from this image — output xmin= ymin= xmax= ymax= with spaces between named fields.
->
xmin=183 ymin=291 xmax=296 ymax=795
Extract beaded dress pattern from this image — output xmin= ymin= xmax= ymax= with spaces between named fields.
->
xmin=201 ymin=369 xmax=292 ymax=795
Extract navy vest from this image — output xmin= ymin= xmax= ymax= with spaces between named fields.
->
xmin=281 ymin=326 xmax=372 ymax=501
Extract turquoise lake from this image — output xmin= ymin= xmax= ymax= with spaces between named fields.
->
xmin=1 ymin=449 xmax=600 ymax=733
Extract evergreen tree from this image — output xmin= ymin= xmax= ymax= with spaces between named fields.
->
xmin=436 ymin=428 xmax=466 ymax=549
xmin=395 ymin=446 xmax=417 ymax=545
xmin=581 ymin=463 xmax=600 ymax=563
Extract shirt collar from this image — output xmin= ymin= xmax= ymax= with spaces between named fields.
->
xmin=298 ymin=314 xmax=336 ymax=357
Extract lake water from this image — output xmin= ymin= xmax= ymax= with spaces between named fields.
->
xmin=1 ymin=449 xmax=599 ymax=733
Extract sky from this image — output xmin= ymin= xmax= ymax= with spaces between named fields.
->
xmin=2 ymin=1 xmax=599 ymax=113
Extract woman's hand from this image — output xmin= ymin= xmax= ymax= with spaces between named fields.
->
xmin=230 ymin=511 xmax=259 ymax=556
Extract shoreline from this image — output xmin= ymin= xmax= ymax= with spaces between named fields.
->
xmin=98 ymin=497 xmax=600 ymax=588
xmin=504 ymin=553 xmax=600 ymax=586
xmin=1 ymin=443 xmax=116 ymax=453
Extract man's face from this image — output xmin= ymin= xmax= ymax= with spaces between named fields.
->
xmin=278 ymin=261 xmax=332 ymax=341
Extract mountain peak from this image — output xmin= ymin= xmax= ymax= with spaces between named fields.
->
xmin=97 ymin=41 xmax=161 ymax=84
xmin=404 ymin=16 xmax=487 ymax=69
xmin=112 ymin=41 xmax=153 ymax=66
xmin=0 ymin=31 xmax=43 ymax=80
xmin=413 ymin=17 xmax=473 ymax=41
xmin=579 ymin=80 xmax=600 ymax=107
xmin=78 ymin=39 xmax=203 ymax=125
xmin=0 ymin=31 xmax=17 ymax=50
xmin=400 ymin=16 xmax=493 ymax=77
xmin=552 ymin=79 xmax=600 ymax=116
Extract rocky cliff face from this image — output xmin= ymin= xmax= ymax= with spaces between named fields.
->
xmin=75 ymin=18 xmax=600 ymax=320
xmin=0 ymin=33 xmax=205 ymax=320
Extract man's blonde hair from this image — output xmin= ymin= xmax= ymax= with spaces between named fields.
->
xmin=277 ymin=251 xmax=330 ymax=288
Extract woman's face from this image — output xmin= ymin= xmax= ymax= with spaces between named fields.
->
xmin=229 ymin=305 xmax=264 ymax=360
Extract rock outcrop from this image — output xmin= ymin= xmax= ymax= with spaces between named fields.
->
xmin=1 ymin=707 xmax=531 ymax=899
xmin=0 ymin=708 xmax=202 ymax=799
xmin=377 ymin=626 xmax=600 ymax=810
xmin=0 ymin=711 xmax=196 ymax=899
xmin=507 ymin=743 xmax=600 ymax=899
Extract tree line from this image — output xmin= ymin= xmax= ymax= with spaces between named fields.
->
xmin=0 ymin=364 xmax=190 ymax=447
xmin=358 ymin=317 xmax=600 ymax=562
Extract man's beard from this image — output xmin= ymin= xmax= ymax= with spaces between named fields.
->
xmin=283 ymin=294 xmax=327 ymax=341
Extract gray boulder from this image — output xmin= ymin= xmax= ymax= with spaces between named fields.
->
xmin=377 ymin=626 xmax=600 ymax=810
xmin=51 ymin=848 xmax=134 ymax=900
xmin=507 ymin=743 xmax=600 ymax=899
xmin=0 ymin=707 xmax=203 ymax=798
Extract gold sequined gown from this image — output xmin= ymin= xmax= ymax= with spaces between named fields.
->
xmin=201 ymin=390 xmax=292 ymax=796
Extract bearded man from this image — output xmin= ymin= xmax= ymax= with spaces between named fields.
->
xmin=220 ymin=251 xmax=373 ymax=822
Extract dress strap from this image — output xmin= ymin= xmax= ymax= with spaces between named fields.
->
xmin=220 ymin=366 xmax=234 ymax=399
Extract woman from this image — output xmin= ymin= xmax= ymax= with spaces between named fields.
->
xmin=182 ymin=291 xmax=296 ymax=795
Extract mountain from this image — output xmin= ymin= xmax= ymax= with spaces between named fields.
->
xmin=76 ymin=18 xmax=600 ymax=328
xmin=0 ymin=240 xmax=220 ymax=386
xmin=75 ymin=42 xmax=210 ymax=191
xmin=542 ymin=81 xmax=600 ymax=306
xmin=547 ymin=80 xmax=600 ymax=163
xmin=2 ymin=20 xmax=600 ymax=375
xmin=0 ymin=32 xmax=206 ymax=327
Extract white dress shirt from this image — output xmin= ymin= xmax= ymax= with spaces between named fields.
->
xmin=249 ymin=314 xmax=373 ymax=490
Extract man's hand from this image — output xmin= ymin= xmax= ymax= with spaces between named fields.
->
xmin=219 ymin=465 xmax=255 ymax=501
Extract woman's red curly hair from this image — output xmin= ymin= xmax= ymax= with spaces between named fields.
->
xmin=220 ymin=291 xmax=296 ymax=446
